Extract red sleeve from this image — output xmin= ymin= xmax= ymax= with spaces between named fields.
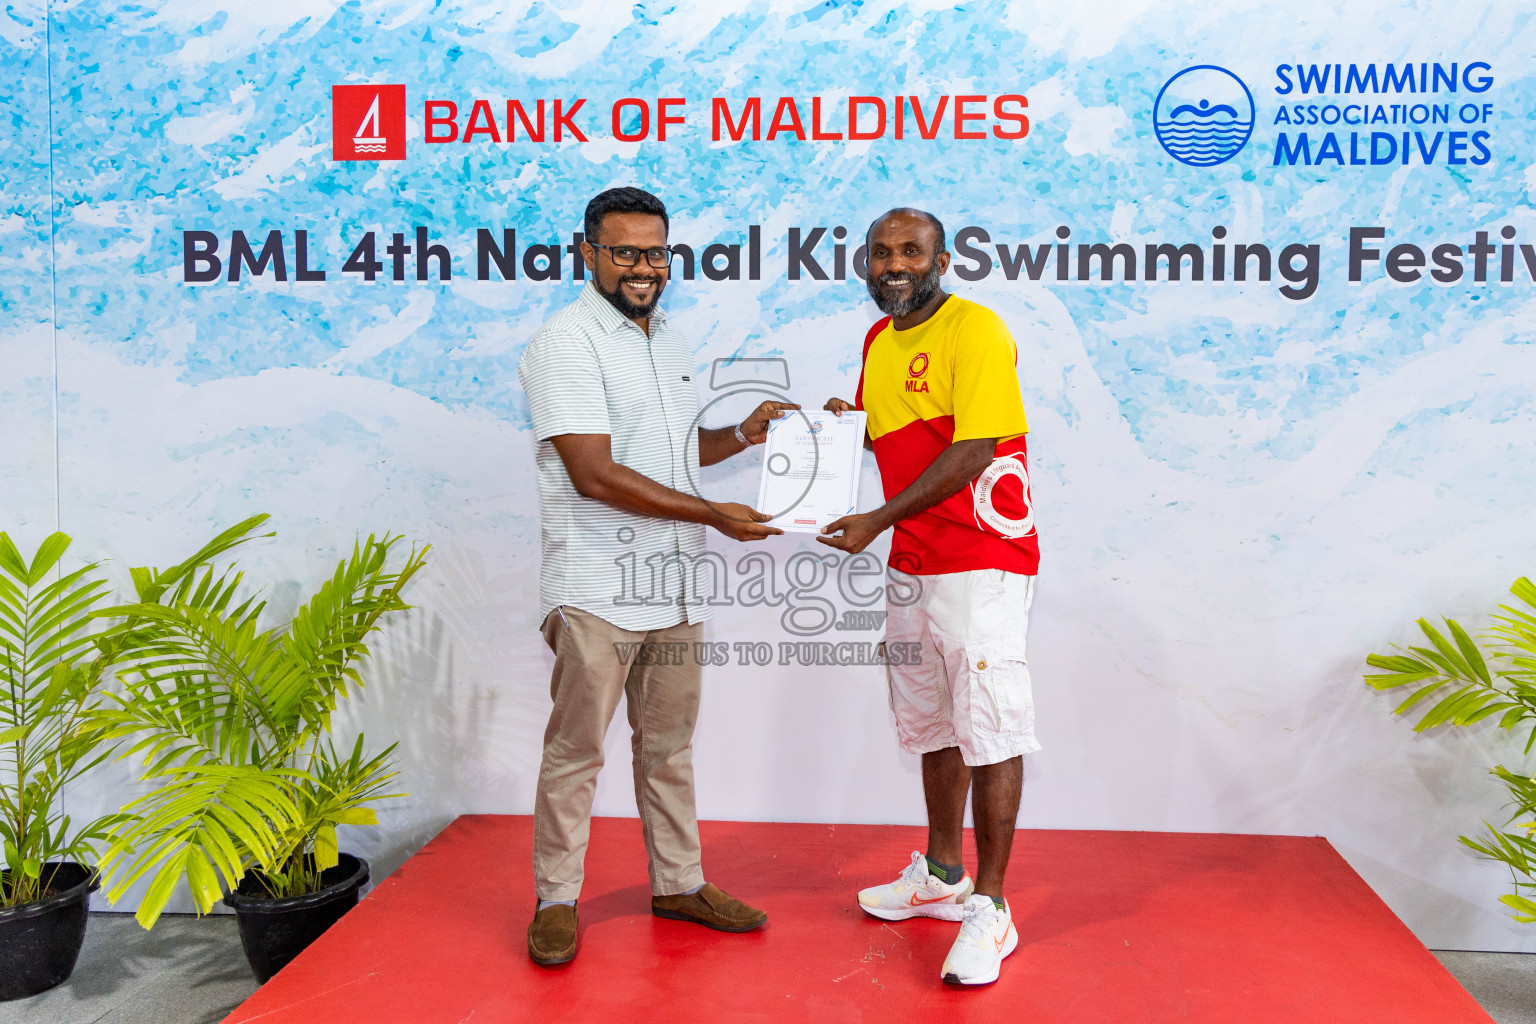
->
xmin=852 ymin=316 xmax=890 ymax=412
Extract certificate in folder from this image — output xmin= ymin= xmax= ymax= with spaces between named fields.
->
xmin=756 ymin=410 xmax=866 ymax=533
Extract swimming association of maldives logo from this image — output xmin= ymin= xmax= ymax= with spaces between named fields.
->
xmin=1153 ymin=66 xmax=1255 ymax=166
xmin=332 ymin=84 xmax=407 ymax=161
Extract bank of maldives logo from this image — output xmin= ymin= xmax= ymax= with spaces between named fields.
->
xmin=1153 ymin=65 xmax=1254 ymax=166
xmin=332 ymin=84 xmax=406 ymax=161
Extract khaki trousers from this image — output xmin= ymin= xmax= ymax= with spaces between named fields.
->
xmin=532 ymin=605 xmax=706 ymax=901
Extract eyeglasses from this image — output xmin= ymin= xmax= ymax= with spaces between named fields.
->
xmin=590 ymin=243 xmax=675 ymax=268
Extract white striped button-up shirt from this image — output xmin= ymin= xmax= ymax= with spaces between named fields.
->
xmin=517 ymin=283 xmax=711 ymax=631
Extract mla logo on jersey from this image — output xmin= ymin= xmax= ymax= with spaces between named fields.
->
xmin=332 ymin=84 xmax=407 ymax=161
xmin=1153 ymin=65 xmax=1255 ymax=167
xmin=905 ymin=352 xmax=930 ymax=393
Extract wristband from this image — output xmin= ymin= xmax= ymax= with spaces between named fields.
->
xmin=734 ymin=423 xmax=752 ymax=446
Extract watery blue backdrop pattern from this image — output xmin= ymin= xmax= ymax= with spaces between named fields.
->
xmin=1 ymin=2 xmax=56 ymax=536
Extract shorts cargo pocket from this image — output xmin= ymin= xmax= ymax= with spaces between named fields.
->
xmin=963 ymin=635 xmax=1032 ymax=736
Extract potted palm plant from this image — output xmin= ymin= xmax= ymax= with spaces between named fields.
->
xmin=0 ymin=531 xmax=121 ymax=1000
xmin=97 ymin=515 xmax=428 ymax=981
xmin=1365 ymin=575 xmax=1536 ymax=921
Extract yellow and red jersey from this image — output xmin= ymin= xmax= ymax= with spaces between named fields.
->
xmin=854 ymin=295 xmax=1039 ymax=576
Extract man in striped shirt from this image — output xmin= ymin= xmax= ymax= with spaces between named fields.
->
xmin=516 ymin=187 xmax=796 ymax=966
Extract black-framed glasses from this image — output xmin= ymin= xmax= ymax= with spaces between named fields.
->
xmin=590 ymin=243 xmax=675 ymax=268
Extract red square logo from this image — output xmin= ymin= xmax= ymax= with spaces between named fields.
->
xmin=332 ymin=84 xmax=407 ymax=161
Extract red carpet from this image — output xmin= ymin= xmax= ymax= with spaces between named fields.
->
xmin=224 ymin=816 xmax=1490 ymax=1023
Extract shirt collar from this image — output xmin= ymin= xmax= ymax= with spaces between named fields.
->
xmin=579 ymin=281 xmax=668 ymax=334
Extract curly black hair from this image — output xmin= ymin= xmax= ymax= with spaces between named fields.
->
xmin=584 ymin=187 xmax=669 ymax=243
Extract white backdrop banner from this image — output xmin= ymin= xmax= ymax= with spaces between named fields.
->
xmin=2 ymin=0 xmax=1535 ymax=951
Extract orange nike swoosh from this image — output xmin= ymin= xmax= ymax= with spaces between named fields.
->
xmin=909 ymin=893 xmax=957 ymax=906
xmin=993 ymin=933 xmax=1007 ymax=951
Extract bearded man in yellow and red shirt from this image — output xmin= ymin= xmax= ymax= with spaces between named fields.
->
xmin=821 ymin=208 xmax=1038 ymax=988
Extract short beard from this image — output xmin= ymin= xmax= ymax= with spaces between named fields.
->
xmin=594 ymin=273 xmax=664 ymax=320
xmin=867 ymin=259 xmax=943 ymax=318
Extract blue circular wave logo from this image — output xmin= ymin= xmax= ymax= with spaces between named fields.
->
xmin=1153 ymin=65 xmax=1255 ymax=167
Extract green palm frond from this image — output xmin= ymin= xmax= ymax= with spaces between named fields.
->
xmin=0 ymin=532 xmax=120 ymax=908
xmin=102 ymin=603 xmax=293 ymax=762
xmin=269 ymin=535 xmax=427 ymax=730
xmin=260 ymin=734 xmax=402 ymax=897
xmin=1367 ymin=576 xmax=1536 ymax=923
xmin=124 ymin=515 xmax=274 ymax=609
xmin=103 ymin=763 xmax=306 ymax=927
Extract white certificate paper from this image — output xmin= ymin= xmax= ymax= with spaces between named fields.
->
xmin=756 ymin=410 xmax=866 ymax=533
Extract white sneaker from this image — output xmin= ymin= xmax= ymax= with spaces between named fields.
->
xmin=941 ymin=894 xmax=1018 ymax=985
xmin=856 ymin=851 xmax=974 ymax=922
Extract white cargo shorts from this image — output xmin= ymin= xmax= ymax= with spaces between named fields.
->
xmin=885 ymin=568 xmax=1039 ymax=767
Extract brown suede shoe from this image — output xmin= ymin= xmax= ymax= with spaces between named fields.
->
xmin=651 ymin=883 xmax=767 ymax=932
xmin=527 ymin=902 xmax=579 ymax=965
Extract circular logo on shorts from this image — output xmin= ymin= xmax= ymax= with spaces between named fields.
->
xmin=907 ymin=352 xmax=929 ymax=378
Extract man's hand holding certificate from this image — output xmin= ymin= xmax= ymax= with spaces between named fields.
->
xmin=756 ymin=409 xmax=867 ymax=533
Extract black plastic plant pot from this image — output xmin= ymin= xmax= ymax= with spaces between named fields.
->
xmin=223 ymin=854 xmax=369 ymax=984
xmin=0 ymin=862 xmax=100 ymax=1001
